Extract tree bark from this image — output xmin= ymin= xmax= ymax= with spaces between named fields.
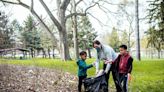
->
xmin=30 ymin=48 xmax=34 ymax=58
xmin=87 ymin=48 xmax=92 ymax=58
xmin=52 ymin=47 xmax=55 ymax=59
xmin=48 ymin=47 xmax=51 ymax=59
xmin=157 ymin=50 xmax=161 ymax=59
xmin=56 ymin=0 xmax=71 ymax=61
xmin=42 ymin=48 xmax=46 ymax=58
xmin=135 ymin=0 xmax=141 ymax=61
xmin=72 ymin=0 xmax=79 ymax=60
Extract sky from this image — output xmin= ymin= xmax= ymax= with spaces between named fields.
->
xmin=0 ymin=0 xmax=150 ymax=43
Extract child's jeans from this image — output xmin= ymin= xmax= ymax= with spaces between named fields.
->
xmin=78 ymin=76 xmax=86 ymax=92
xmin=114 ymin=73 xmax=128 ymax=92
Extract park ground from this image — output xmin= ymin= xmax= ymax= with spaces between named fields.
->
xmin=0 ymin=58 xmax=164 ymax=92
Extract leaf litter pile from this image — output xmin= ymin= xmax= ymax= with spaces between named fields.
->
xmin=0 ymin=64 xmax=78 ymax=92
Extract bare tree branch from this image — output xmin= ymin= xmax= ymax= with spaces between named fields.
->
xmin=25 ymin=20 xmax=41 ymax=32
xmin=75 ymin=0 xmax=83 ymax=6
xmin=0 ymin=0 xmax=19 ymax=5
xmin=96 ymin=3 xmax=110 ymax=19
xmin=66 ymin=0 xmax=113 ymax=27
xmin=84 ymin=2 xmax=98 ymax=13
xmin=66 ymin=13 xmax=86 ymax=19
xmin=100 ymin=0 xmax=123 ymax=5
xmin=98 ymin=3 xmax=118 ymax=14
xmin=88 ymin=12 xmax=107 ymax=27
xmin=30 ymin=0 xmax=33 ymax=12
xmin=0 ymin=0 xmax=56 ymax=41
xmin=60 ymin=0 xmax=70 ymax=11
xmin=56 ymin=0 xmax=61 ymax=9
xmin=65 ymin=1 xmax=98 ymax=20
xmin=39 ymin=0 xmax=62 ymax=31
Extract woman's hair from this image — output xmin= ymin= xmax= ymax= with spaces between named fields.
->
xmin=92 ymin=40 xmax=101 ymax=47
xmin=79 ymin=51 xmax=87 ymax=56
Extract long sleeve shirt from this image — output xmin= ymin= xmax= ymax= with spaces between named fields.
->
xmin=95 ymin=45 xmax=118 ymax=73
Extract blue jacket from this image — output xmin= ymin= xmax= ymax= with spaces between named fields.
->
xmin=77 ymin=59 xmax=93 ymax=77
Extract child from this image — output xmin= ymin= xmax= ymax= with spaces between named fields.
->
xmin=113 ymin=45 xmax=133 ymax=92
xmin=77 ymin=51 xmax=94 ymax=92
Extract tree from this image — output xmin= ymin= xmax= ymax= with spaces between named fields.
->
xmin=0 ymin=0 xmax=60 ymax=59
xmin=67 ymin=15 xmax=97 ymax=58
xmin=40 ymin=30 xmax=55 ymax=58
xmin=146 ymin=27 xmax=163 ymax=59
xmin=39 ymin=0 xmax=100 ymax=60
xmin=78 ymin=16 xmax=97 ymax=58
xmin=106 ymin=27 xmax=120 ymax=52
xmin=147 ymin=0 xmax=164 ymax=59
xmin=21 ymin=15 xmax=41 ymax=58
xmin=116 ymin=1 xmax=135 ymax=52
xmin=0 ymin=0 xmax=119 ymax=60
xmin=0 ymin=11 xmax=14 ymax=49
xmin=10 ymin=19 xmax=23 ymax=48
xmin=68 ymin=0 xmax=79 ymax=60
xmin=120 ymin=30 xmax=129 ymax=45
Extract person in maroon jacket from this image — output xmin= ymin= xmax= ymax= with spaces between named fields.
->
xmin=112 ymin=45 xmax=133 ymax=92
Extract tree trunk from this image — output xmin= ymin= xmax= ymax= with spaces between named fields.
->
xmin=31 ymin=49 xmax=34 ymax=58
xmin=59 ymin=29 xmax=71 ymax=61
xmin=48 ymin=47 xmax=51 ymax=59
xmin=42 ymin=48 xmax=46 ymax=58
xmin=14 ymin=49 xmax=16 ymax=59
xmin=135 ymin=0 xmax=141 ymax=61
xmin=52 ymin=47 xmax=55 ymax=59
xmin=58 ymin=7 xmax=71 ymax=61
xmin=87 ymin=48 xmax=92 ymax=58
xmin=72 ymin=0 xmax=79 ymax=60
xmin=39 ymin=0 xmax=71 ymax=60
xmin=34 ymin=50 xmax=35 ymax=58
xmin=157 ymin=50 xmax=161 ymax=59
xmin=23 ymin=51 xmax=25 ymax=59
xmin=128 ymin=32 xmax=131 ymax=52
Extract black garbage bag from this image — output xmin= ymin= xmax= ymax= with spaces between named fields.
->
xmin=83 ymin=74 xmax=108 ymax=92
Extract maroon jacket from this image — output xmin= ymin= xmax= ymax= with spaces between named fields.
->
xmin=112 ymin=53 xmax=133 ymax=74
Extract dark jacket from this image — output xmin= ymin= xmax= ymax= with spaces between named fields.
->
xmin=77 ymin=59 xmax=93 ymax=77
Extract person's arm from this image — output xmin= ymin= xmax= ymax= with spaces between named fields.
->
xmin=78 ymin=61 xmax=93 ymax=71
xmin=127 ymin=57 xmax=133 ymax=74
xmin=127 ymin=57 xmax=133 ymax=81
xmin=95 ymin=52 xmax=100 ymax=74
xmin=104 ymin=49 xmax=113 ymax=73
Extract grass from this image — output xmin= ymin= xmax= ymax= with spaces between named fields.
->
xmin=0 ymin=58 xmax=164 ymax=92
xmin=130 ymin=59 xmax=164 ymax=92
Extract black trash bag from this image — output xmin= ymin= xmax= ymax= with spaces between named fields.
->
xmin=83 ymin=74 xmax=108 ymax=92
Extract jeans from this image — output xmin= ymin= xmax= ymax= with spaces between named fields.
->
xmin=114 ymin=73 xmax=128 ymax=92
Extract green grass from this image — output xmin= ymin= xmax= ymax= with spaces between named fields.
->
xmin=0 ymin=58 xmax=164 ymax=92
xmin=130 ymin=59 xmax=164 ymax=92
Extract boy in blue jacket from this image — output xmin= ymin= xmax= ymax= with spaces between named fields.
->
xmin=77 ymin=51 xmax=94 ymax=92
